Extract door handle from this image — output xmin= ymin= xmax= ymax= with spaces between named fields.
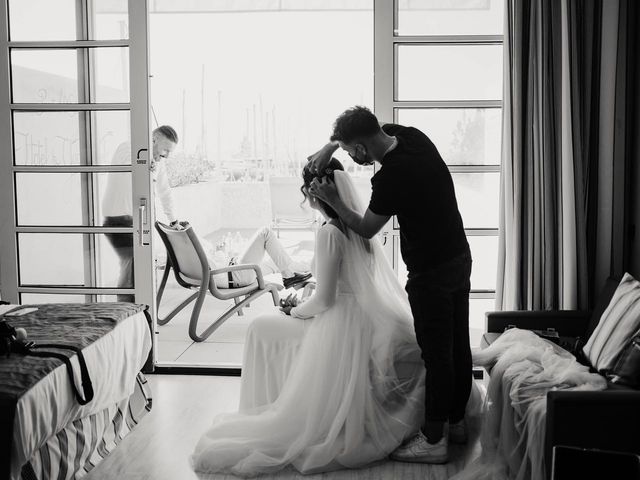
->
xmin=139 ymin=198 xmax=149 ymax=246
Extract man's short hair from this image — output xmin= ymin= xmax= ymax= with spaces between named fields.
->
xmin=330 ymin=106 xmax=380 ymax=144
xmin=153 ymin=125 xmax=179 ymax=144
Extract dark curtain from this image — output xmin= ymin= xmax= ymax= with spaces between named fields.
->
xmin=497 ymin=0 xmax=639 ymax=311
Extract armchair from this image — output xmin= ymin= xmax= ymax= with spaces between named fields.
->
xmin=155 ymin=221 xmax=281 ymax=342
xmin=481 ymin=278 xmax=640 ymax=479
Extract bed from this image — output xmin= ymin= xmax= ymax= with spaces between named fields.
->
xmin=0 ymin=303 xmax=153 ymax=480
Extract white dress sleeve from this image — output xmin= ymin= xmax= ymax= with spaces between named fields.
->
xmin=154 ymin=163 xmax=177 ymax=222
xmin=290 ymin=225 xmax=343 ymax=319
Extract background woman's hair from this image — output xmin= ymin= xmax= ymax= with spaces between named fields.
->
xmin=300 ymin=157 xmax=345 ymax=219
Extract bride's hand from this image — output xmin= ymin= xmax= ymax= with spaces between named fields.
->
xmin=279 ymin=293 xmax=298 ymax=315
xmin=280 ymin=305 xmax=294 ymax=315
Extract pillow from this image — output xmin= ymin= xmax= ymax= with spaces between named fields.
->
xmin=583 ymin=273 xmax=640 ymax=372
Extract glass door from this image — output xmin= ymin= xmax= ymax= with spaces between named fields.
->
xmin=0 ymin=0 xmax=156 ymax=365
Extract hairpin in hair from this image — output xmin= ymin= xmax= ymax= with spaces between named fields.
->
xmin=325 ymin=168 xmax=333 ymax=176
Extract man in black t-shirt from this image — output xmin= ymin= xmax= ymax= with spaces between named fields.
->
xmin=308 ymin=106 xmax=472 ymax=464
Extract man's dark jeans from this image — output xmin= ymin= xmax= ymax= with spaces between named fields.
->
xmin=405 ymin=249 xmax=472 ymax=427
xmin=103 ymin=215 xmax=135 ymax=302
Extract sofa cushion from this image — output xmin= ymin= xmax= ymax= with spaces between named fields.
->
xmin=583 ymin=273 xmax=640 ymax=372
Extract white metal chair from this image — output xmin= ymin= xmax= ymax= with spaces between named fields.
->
xmin=155 ymin=221 xmax=281 ymax=342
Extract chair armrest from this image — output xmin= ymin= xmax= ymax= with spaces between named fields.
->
xmin=545 ymin=389 xmax=640 ymax=477
xmin=210 ymin=263 xmax=267 ymax=289
xmin=486 ymin=310 xmax=591 ymax=337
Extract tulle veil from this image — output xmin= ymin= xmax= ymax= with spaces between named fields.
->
xmin=332 ymin=170 xmax=424 ymax=390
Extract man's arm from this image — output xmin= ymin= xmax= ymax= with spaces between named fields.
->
xmin=332 ymin=202 xmax=390 ymax=239
xmin=307 ymin=141 xmax=339 ymax=173
xmin=155 ymin=164 xmax=178 ymax=224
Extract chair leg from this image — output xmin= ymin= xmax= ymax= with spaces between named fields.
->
xmin=156 ymin=262 xmax=199 ymax=326
xmin=187 ymin=285 xmax=210 ymax=342
xmin=189 ymin=288 xmax=277 ymax=342
xmin=234 ymin=297 xmax=244 ymax=316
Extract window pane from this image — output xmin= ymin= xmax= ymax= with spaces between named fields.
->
xmin=18 ymin=233 xmax=132 ymax=288
xmin=397 ymin=44 xmax=502 ymax=101
xmin=11 ymin=48 xmax=130 ymax=103
xmin=13 ymin=111 xmax=131 ymax=165
xmin=149 ymin=3 xmax=373 ymax=267
xmin=9 ymin=0 xmax=77 ymax=41
xmin=468 ymin=235 xmax=498 ymax=290
xmin=15 ymin=172 xmax=132 ymax=226
xmin=396 ymin=233 xmax=498 ymax=291
xmin=9 ymin=0 xmax=129 ymax=41
xmin=150 ymin=5 xmax=373 ymax=179
xmin=453 ymin=172 xmax=499 ymax=228
xmin=94 ymin=111 xmax=132 ymax=164
xmin=92 ymin=0 xmax=129 ymax=40
xmin=20 ymin=293 xmax=120 ymax=304
xmin=12 ymin=49 xmax=79 ymax=103
xmin=396 ymin=108 xmax=501 ymax=165
xmin=13 ymin=111 xmax=82 ymax=164
xmin=396 ymin=0 xmax=504 ymax=36
xmin=469 ymin=298 xmax=495 ymax=347
xmin=90 ymin=48 xmax=130 ymax=102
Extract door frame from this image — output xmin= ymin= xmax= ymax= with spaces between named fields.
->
xmin=0 ymin=0 xmax=156 ymax=368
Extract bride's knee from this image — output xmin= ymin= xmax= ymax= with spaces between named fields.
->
xmin=246 ymin=314 xmax=280 ymax=339
xmin=246 ymin=313 xmax=304 ymax=343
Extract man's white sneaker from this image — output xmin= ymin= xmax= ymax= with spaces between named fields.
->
xmin=390 ymin=431 xmax=448 ymax=464
xmin=448 ymin=419 xmax=468 ymax=444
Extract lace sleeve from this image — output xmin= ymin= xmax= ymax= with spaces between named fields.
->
xmin=290 ymin=225 xmax=343 ymax=319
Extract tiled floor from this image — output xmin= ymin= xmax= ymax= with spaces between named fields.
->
xmin=156 ymin=229 xmax=314 ymax=367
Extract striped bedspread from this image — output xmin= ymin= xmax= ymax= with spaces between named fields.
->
xmin=20 ymin=372 xmax=151 ymax=480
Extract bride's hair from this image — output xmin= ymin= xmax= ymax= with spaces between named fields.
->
xmin=300 ymin=157 xmax=344 ymax=218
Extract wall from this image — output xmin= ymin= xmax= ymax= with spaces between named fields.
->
xmin=171 ymin=181 xmax=272 ymax=235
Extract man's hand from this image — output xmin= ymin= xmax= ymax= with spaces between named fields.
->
xmin=309 ymin=177 xmax=340 ymax=208
xmin=169 ymin=220 xmax=185 ymax=230
xmin=307 ymin=142 xmax=339 ymax=173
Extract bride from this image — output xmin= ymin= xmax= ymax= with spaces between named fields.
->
xmin=191 ymin=159 xmax=426 ymax=476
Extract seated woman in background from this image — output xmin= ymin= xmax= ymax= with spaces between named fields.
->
xmin=198 ymin=226 xmax=311 ymax=290
xmin=190 ymin=159 xmax=436 ymax=476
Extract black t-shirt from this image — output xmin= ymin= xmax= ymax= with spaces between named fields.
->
xmin=369 ymin=124 xmax=469 ymax=273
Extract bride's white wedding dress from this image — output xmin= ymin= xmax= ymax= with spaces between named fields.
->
xmin=190 ymin=171 xmax=427 ymax=476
